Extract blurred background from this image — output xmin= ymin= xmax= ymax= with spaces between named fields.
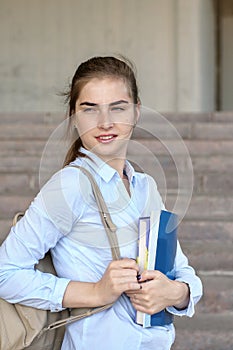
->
xmin=0 ymin=1 xmax=233 ymax=349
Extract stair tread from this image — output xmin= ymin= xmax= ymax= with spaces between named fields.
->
xmin=172 ymin=321 xmax=233 ymax=350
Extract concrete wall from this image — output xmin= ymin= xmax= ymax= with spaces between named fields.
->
xmin=220 ymin=0 xmax=233 ymax=110
xmin=0 ymin=0 xmax=215 ymax=113
xmin=176 ymin=0 xmax=215 ymax=111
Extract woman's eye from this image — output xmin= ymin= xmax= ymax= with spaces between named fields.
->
xmin=83 ymin=107 xmax=97 ymax=113
xmin=111 ymin=106 xmax=125 ymax=112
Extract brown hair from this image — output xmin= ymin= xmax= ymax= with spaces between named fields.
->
xmin=63 ymin=56 xmax=139 ymax=166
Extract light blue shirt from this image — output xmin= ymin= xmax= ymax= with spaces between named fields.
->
xmin=0 ymin=148 xmax=202 ymax=350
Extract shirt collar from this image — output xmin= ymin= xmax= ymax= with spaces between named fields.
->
xmin=72 ymin=147 xmax=136 ymax=185
xmin=124 ymin=160 xmax=136 ymax=185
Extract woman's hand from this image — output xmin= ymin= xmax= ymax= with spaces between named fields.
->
xmin=63 ymin=258 xmax=141 ymax=309
xmin=94 ymin=258 xmax=141 ymax=305
xmin=126 ymin=270 xmax=190 ymax=314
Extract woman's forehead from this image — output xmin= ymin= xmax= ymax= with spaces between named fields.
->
xmin=76 ymin=77 xmax=132 ymax=105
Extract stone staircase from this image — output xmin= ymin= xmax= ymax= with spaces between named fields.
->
xmin=0 ymin=111 xmax=233 ymax=349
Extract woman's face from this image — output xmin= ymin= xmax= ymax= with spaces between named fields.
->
xmin=74 ymin=77 xmax=139 ymax=162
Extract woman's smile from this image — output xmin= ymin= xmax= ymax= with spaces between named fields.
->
xmin=95 ymin=134 xmax=118 ymax=143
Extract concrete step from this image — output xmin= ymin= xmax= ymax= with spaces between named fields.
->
xmin=134 ymin=122 xmax=233 ymax=140
xmin=181 ymin=240 xmax=233 ymax=271
xmin=131 ymin=139 xmax=233 ymax=156
xmin=146 ymin=169 xmax=233 ymax=196
xmin=0 ymin=174 xmax=39 ymax=195
xmin=0 ymin=219 xmax=11 ymax=242
xmin=197 ymin=274 xmax=233 ymax=313
xmin=0 ymin=112 xmax=64 ymax=124
xmin=172 ymin=313 xmax=233 ymax=350
xmin=179 ymin=220 xmax=233 ymax=241
xmin=165 ymin=195 xmax=233 ymax=221
xmin=0 ymin=195 xmax=32 ymax=221
xmin=0 ymin=156 xmax=40 ymax=173
xmin=0 ymin=124 xmax=58 ymax=140
xmin=0 ymin=140 xmax=45 ymax=156
xmin=130 ymin=153 xmax=233 ymax=174
xmin=162 ymin=111 xmax=233 ymax=123
xmin=159 ymin=170 xmax=233 ymax=196
xmin=178 ymin=221 xmax=233 ymax=271
xmin=174 ymin=311 xmax=233 ymax=333
xmin=172 ymin=273 xmax=233 ymax=349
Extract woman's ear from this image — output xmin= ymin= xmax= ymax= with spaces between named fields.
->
xmin=71 ymin=110 xmax=78 ymax=128
xmin=134 ymin=102 xmax=141 ymax=126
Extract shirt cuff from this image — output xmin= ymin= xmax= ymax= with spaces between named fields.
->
xmin=49 ymin=277 xmax=71 ymax=312
xmin=166 ymin=281 xmax=196 ymax=317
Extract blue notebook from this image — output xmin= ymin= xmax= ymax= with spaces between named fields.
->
xmin=136 ymin=210 xmax=178 ymax=327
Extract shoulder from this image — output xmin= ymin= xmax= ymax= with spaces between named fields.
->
xmin=32 ymin=166 xmax=90 ymax=230
xmin=41 ymin=166 xmax=91 ymax=197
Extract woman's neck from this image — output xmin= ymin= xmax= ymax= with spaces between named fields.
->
xmin=100 ymin=155 xmax=130 ymax=195
xmin=107 ymin=158 xmax=131 ymax=195
xmin=106 ymin=158 xmax=126 ymax=178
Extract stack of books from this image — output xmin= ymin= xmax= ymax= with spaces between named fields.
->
xmin=136 ymin=210 xmax=178 ymax=328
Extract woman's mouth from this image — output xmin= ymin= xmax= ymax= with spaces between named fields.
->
xmin=95 ymin=134 xmax=117 ymax=143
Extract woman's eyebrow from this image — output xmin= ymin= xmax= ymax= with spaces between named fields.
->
xmin=109 ymin=100 xmax=129 ymax=106
xmin=79 ymin=102 xmax=97 ymax=106
xmin=79 ymin=100 xmax=129 ymax=107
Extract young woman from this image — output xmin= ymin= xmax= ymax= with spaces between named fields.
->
xmin=0 ymin=56 xmax=202 ymax=350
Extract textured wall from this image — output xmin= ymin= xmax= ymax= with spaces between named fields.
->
xmin=220 ymin=0 xmax=233 ymax=110
xmin=0 ymin=0 xmax=215 ymax=113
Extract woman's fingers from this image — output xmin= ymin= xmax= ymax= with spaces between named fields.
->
xmin=110 ymin=258 xmax=140 ymax=271
xmin=95 ymin=258 xmax=141 ymax=304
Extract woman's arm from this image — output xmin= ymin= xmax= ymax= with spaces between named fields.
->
xmin=0 ymin=205 xmax=71 ymax=311
xmin=0 ymin=168 xmax=85 ymax=311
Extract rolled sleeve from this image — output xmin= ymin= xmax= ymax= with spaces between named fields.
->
xmin=49 ymin=277 xmax=71 ymax=312
xmin=166 ymin=277 xmax=202 ymax=317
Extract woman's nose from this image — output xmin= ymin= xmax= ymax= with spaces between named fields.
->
xmin=97 ymin=108 xmax=114 ymax=129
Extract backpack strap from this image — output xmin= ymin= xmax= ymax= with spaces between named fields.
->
xmin=71 ymin=165 xmax=120 ymax=261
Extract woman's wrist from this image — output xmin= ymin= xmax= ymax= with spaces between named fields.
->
xmin=172 ymin=281 xmax=190 ymax=310
xmin=62 ymin=281 xmax=101 ymax=309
